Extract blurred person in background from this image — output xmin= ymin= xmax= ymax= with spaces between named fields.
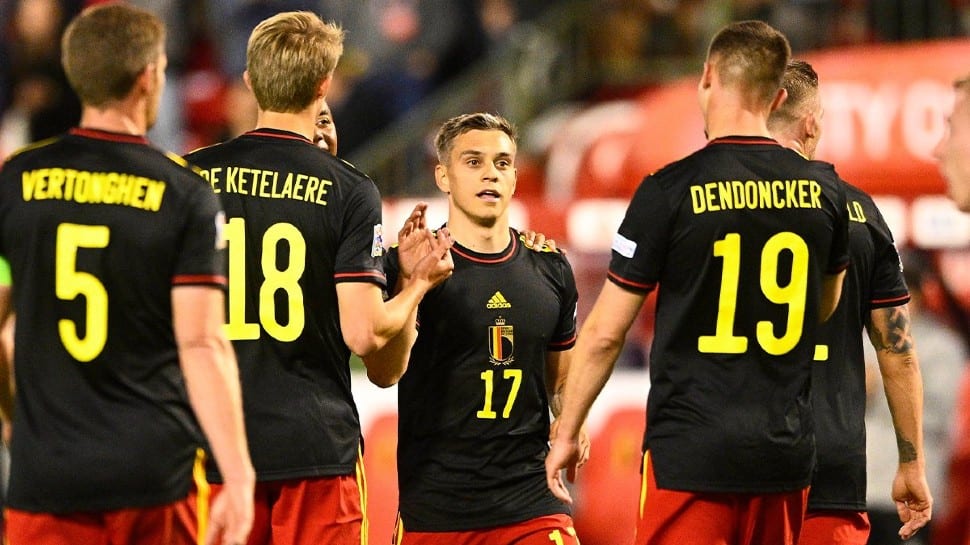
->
xmin=929 ymin=73 xmax=970 ymax=545
xmin=0 ymin=0 xmax=81 ymax=155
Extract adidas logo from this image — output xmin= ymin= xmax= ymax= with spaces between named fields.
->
xmin=486 ymin=291 xmax=511 ymax=309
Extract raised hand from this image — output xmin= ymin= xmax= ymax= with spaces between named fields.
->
xmin=397 ymin=203 xmax=434 ymax=280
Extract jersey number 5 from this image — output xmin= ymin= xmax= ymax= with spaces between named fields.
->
xmin=56 ymin=223 xmax=110 ymax=362
xmin=698 ymin=232 xmax=809 ymax=356
xmin=224 ymin=218 xmax=306 ymax=341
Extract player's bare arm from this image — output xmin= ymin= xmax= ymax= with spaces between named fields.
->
xmin=345 ymin=228 xmax=453 ymax=386
xmin=866 ymin=304 xmax=933 ymax=540
xmin=173 ymin=286 xmax=254 ymax=545
xmin=546 ymin=350 xmax=590 ymax=469
xmin=546 ymin=280 xmax=645 ymax=503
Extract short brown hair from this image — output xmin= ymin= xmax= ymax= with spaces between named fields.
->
xmin=434 ymin=113 xmax=518 ymax=164
xmin=246 ymin=11 xmax=344 ymax=112
xmin=707 ymin=20 xmax=791 ymax=105
xmin=61 ymin=3 xmax=165 ymax=106
xmin=768 ymin=60 xmax=819 ymax=129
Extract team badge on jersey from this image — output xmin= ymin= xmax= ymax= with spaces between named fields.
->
xmin=488 ymin=317 xmax=514 ymax=365
xmin=371 ymin=224 xmax=384 ymax=257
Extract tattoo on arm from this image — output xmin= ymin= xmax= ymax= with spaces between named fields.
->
xmin=896 ymin=430 xmax=918 ymax=463
xmin=869 ymin=306 xmax=914 ymax=354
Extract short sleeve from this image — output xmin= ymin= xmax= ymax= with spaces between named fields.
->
xmin=173 ymin=182 xmax=226 ymax=287
xmin=867 ymin=204 xmax=909 ymax=309
xmin=607 ymin=175 xmax=669 ymax=293
xmin=334 ymin=181 xmax=386 ymax=287
xmin=549 ymin=254 xmax=578 ymax=351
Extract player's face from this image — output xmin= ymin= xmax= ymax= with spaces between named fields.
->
xmin=315 ymin=102 xmax=337 ymax=156
xmin=438 ymin=129 xmax=517 ymax=226
xmin=934 ymin=86 xmax=970 ymax=212
xmin=145 ymin=52 xmax=167 ymax=131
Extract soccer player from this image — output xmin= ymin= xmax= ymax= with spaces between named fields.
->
xmin=387 ymin=112 xmax=586 ymax=544
xmin=546 ymin=20 xmax=851 ymax=545
xmin=315 ymin=99 xmax=337 ymax=154
xmin=184 ymin=11 xmax=453 ymax=545
xmin=0 ymin=4 xmax=254 ymax=545
xmin=767 ymin=60 xmax=931 ymax=545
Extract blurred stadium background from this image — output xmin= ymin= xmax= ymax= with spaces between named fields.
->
xmin=2 ymin=1 xmax=969 ymax=544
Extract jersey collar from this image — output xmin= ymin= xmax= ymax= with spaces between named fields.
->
xmin=243 ymin=128 xmax=313 ymax=144
xmin=70 ymin=127 xmax=149 ymax=145
xmin=448 ymin=227 xmax=518 ymax=265
xmin=706 ymin=135 xmax=781 ymax=147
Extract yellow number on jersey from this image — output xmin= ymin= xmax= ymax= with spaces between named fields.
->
xmin=548 ymin=527 xmax=580 ymax=545
xmin=476 ymin=368 xmax=523 ymax=419
xmin=698 ymin=232 xmax=810 ymax=356
xmin=55 ymin=223 xmax=110 ymax=362
xmin=224 ymin=218 xmax=306 ymax=341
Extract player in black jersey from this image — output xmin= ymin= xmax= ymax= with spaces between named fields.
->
xmin=0 ymin=5 xmax=254 ymax=545
xmin=386 ymin=112 xmax=585 ymax=545
xmin=766 ymin=60 xmax=932 ymax=545
xmin=184 ymin=11 xmax=453 ymax=545
xmin=547 ymin=21 xmax=851 ymax=545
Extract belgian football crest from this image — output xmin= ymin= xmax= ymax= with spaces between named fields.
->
xmin=488 ymin=317 xmax=514 ymax=365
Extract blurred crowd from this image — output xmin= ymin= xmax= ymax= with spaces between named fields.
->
xmin=2 ymin=0 xmax=968 ymax=173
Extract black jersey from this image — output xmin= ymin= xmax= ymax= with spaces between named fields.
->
xmin=184 ymin=129 xmax=385 ymax=482
xmin=388 ymin=230 xmax=578 ymax=532
xmin=809 ymin=177 xmax=909 ymax=511
xmin=0 ymin=128 xmax=225 ymax=512
xmin=610 ymin=136 xmax=850 ymax=493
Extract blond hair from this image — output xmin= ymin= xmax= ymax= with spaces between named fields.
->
xmin=768 ymin=60 xmax=819 ymax=131
xmin=246 ymin=11 xmax=344 ymax=112
xmin=61 ymin=3 xmax=165 ymax=106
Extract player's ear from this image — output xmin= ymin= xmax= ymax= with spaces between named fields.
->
xmin=434 ymin=164 xmax=450 ymax=194
xmin=805 ymin=110 xmax=820 ymax=139
xmin=243 ymin=71 xmax=254 ymax=93
xmin=769 ymin=87 xmax=788 ymax=114
xmin=699 ymin=61 xmax=714 ymax=90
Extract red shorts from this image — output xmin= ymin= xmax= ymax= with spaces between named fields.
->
xmin=635 ymin=451 xmax=809 ymax=545
xmin=6 ymin=500 xmax=197 ymax=545
xmin=394 ymin=513 xmax=579 ymax=545
xmin=797 ymin=510 xmax=870 ymax=545
xmin=208 ymin=469 xmax=366 ymax=545
xmin=6 ymin=449 xmax=206 ymax=545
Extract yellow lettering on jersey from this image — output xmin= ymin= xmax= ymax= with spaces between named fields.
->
xmin=21 ymin=168 xmax=166 ymax=211
xmin=316 ymin=179 xmax=331 ymax=206
xmin=200 ymin=167 xmax=222 ymax=193
xmin=201 ymin=167 xmax=332 ymax=207
xmin=691 ymin=179 xmax=823 ymax=215
xmin=302 ymin=174 xmax=317 ymax=203
xmin=280 ymin=173 xmax=294 ymax=199
xmin=848 ymin=200 xmax=867 ymax=223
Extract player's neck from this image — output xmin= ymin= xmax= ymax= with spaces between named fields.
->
xmin=78 ymin=103 xmax=147 ymax=136
xmin=254 ymin=109 xmax=316 ymax=141
xmin=447 ymin=212 xmax=511 ymax=254
xmin=704 ymin=98 xmax=773 ymax=140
